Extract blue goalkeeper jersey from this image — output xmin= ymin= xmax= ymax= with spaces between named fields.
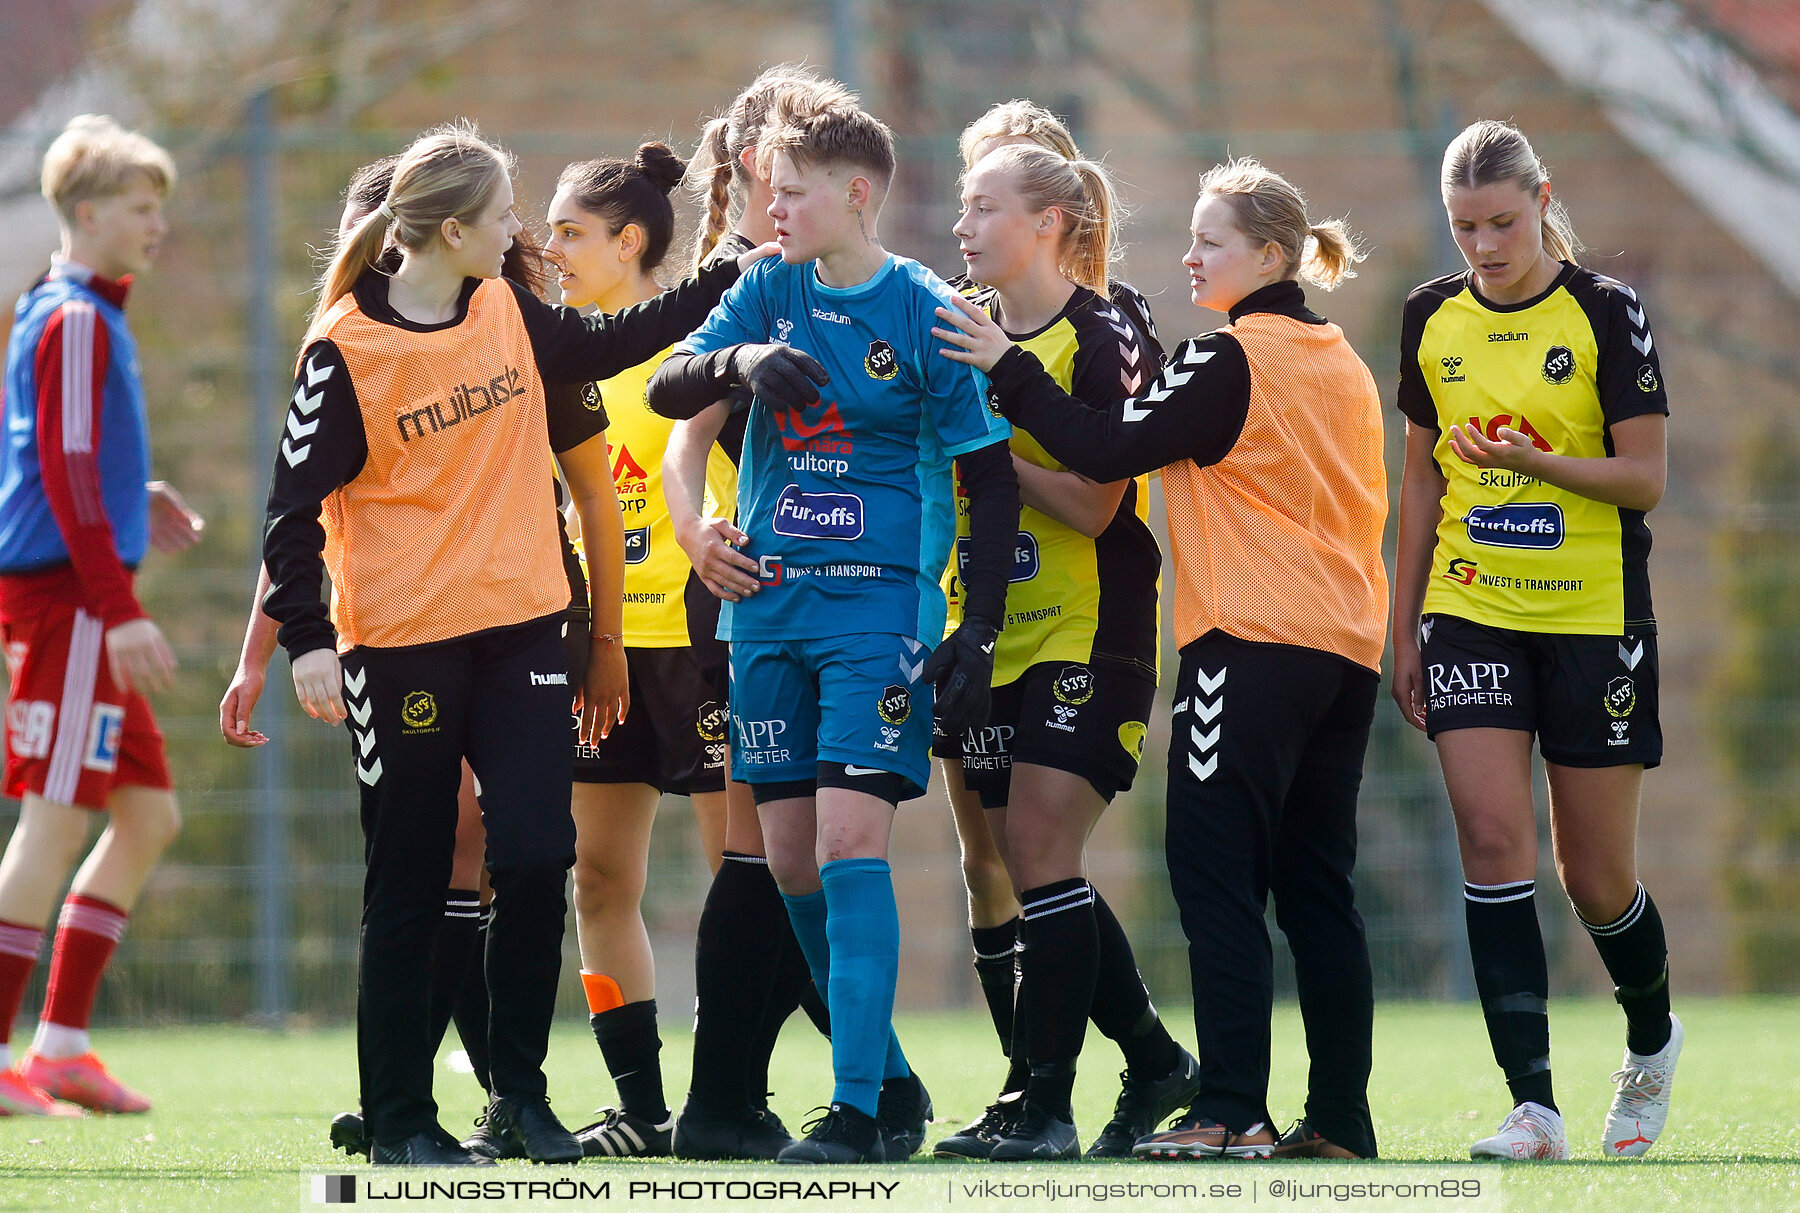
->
xmin=677 ymin=254 xmax=1009 ymax=647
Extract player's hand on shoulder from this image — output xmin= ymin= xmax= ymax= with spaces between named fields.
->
xmin=736 ymin=241 xmax=782 ymax=274
xmin=933 ymin=292 xmax=1011 ymax=372
xmin=105 ymin=617 xmax=176 ymax=695
xmin=291 ymin=647 xmax=346 ymax=725
xmin=677 ymin=515 xmax=760 ymax=602
xmin=730 ymin=343 xmax=829 ymax=412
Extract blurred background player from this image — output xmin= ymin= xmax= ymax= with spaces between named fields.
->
xmin=933 ymin=103 xmax=1194 ymax=1162
xmin=649 ymin=105 xmax=1018 ymax=1163
xmin=1391 ymin=119 xmax=1677 ymax=1162
xmin=0 ymin=114 xmax=200 ymax=1118
xmin=657 ymin=66 xmax=865 ymax=1162
xmin=937 ymin=156 xmax=1387 ymax=1160
xmin=539 ymin=141 xmax=737 ymax=1159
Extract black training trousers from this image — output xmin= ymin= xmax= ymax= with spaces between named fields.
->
xmin=1164 ymin=630 xmax=1379 ymax=1159
xmin=343 ymin=613 xmax=578 ymax=1144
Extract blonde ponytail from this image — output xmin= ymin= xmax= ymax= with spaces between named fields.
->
xmin=1303 ymin=219 xmax=1363 ymax=291
xmin=310 ymin=208 xmax=393 ymax=335
xmin=688 ymin=117 xmax=734 ymax=272
xmin=1065 ymin=158 xmax=1118 ymax=297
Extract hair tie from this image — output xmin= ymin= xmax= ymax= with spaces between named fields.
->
xmin=377 ymin=200 xmax=396 ymax=221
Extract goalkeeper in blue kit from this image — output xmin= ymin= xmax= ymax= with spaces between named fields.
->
xmin=648 ymin=105 xmax=1018 ymax=1164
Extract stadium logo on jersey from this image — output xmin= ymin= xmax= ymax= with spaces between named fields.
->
xmin=623 ymin=526 xmax=650 ymax=564
xmin=1053 ymin=665 xmax=1095 ymax=706
xmin=811 ymin=308 xmax=853 ymax=325
xmin=1444 ymin=558 xmax=1479 ymax=585
xmin=1438 ymin=356 xmax=1465 ymax=384
xmin=1637 ymin=364 xmax=1659 ymax=393
xmin=696 ymin=701 xmax=728 ymax=743
xmin=772 ymin=485 xmax=865 ymax=540
xmin=775 ymin=317 xmax=795 ymax=343
xmin=877 ymin=684 xmax=912 ymax=726
xmin=401 ymin=691 xmax=439 ymax=731
xmin=81 ymin=704 xmax=125 ymax=773
xmin=1604 ymin=676 xmax=1636 ymax=719
xmin=1487 ymin=331 xmax=1529 ymax=342
xmin=1118 ymin=720 xmax=1148 ymax=761
xmin=396 ymin=366 xmax=526 ymax=441
xmin=1541 ymin=345 xmax=1575 ymax=385
xmin=757 ymin=554 xmax=784 ymax=586
xmin=955 ymin=532 xmax=1038 ymax=584
xmin=7 ymin=700 xmax=54 ymax=760
xmin=865 ymin=339 xmax=899 ymax=381
xmin=1465 ymin=503 xmax=1565 ymax=550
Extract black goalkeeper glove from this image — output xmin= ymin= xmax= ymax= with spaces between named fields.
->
xmin=921 ymin=617 xmax=999 ymax=739
xmin=730 ymin=343 xmax=830 ymax=412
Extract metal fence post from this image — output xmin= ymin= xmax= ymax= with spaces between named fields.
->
xmin=246 ymin=89 xmax=292 ymax=1025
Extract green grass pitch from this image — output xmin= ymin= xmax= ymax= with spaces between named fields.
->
xmin=4 ymin=999 xmax=1798 ymax=1211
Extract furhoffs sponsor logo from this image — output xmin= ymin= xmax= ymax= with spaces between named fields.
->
xmin=772 ymin=484 xmax=864 ymax=540
xmin=1464 ymin=503 xmax=1565 ymax=550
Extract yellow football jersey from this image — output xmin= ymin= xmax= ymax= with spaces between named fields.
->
xmin=944 ymin=286 xmax=1160 ymax=685
xmin=1399 ymin=264 xmax=1668 ymax=635
xmin=580 ymin=346 xmax=736 ymax=646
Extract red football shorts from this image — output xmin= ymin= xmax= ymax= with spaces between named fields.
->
xmin=1 ymin=568 xmax=170 ymax=810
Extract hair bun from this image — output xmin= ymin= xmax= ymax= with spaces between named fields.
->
xmin=635 ymin=141 xmax=688 ymax=196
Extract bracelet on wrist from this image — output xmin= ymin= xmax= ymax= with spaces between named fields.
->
xmin=590 ymin=632 xmax=623 ymax=644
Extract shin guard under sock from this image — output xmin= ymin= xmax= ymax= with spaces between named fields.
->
xmin=591 ymin=998 xmax=667 ymax=1122
xmin=690 ymin=852 xmax=788 ymax=1114
xmin=1466 ymin=880 xmax=1555 ymax=1111
xmin=1577 ymin=883 xmax=1672 ymax=1056
xmin=972 ymin=918 xmax=1024 ymax=1094
xmin=1090 ymin=889 xmax=1179 ymax=1079
xmin=1017 ymin=881 xmax=1098 ymax=1121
